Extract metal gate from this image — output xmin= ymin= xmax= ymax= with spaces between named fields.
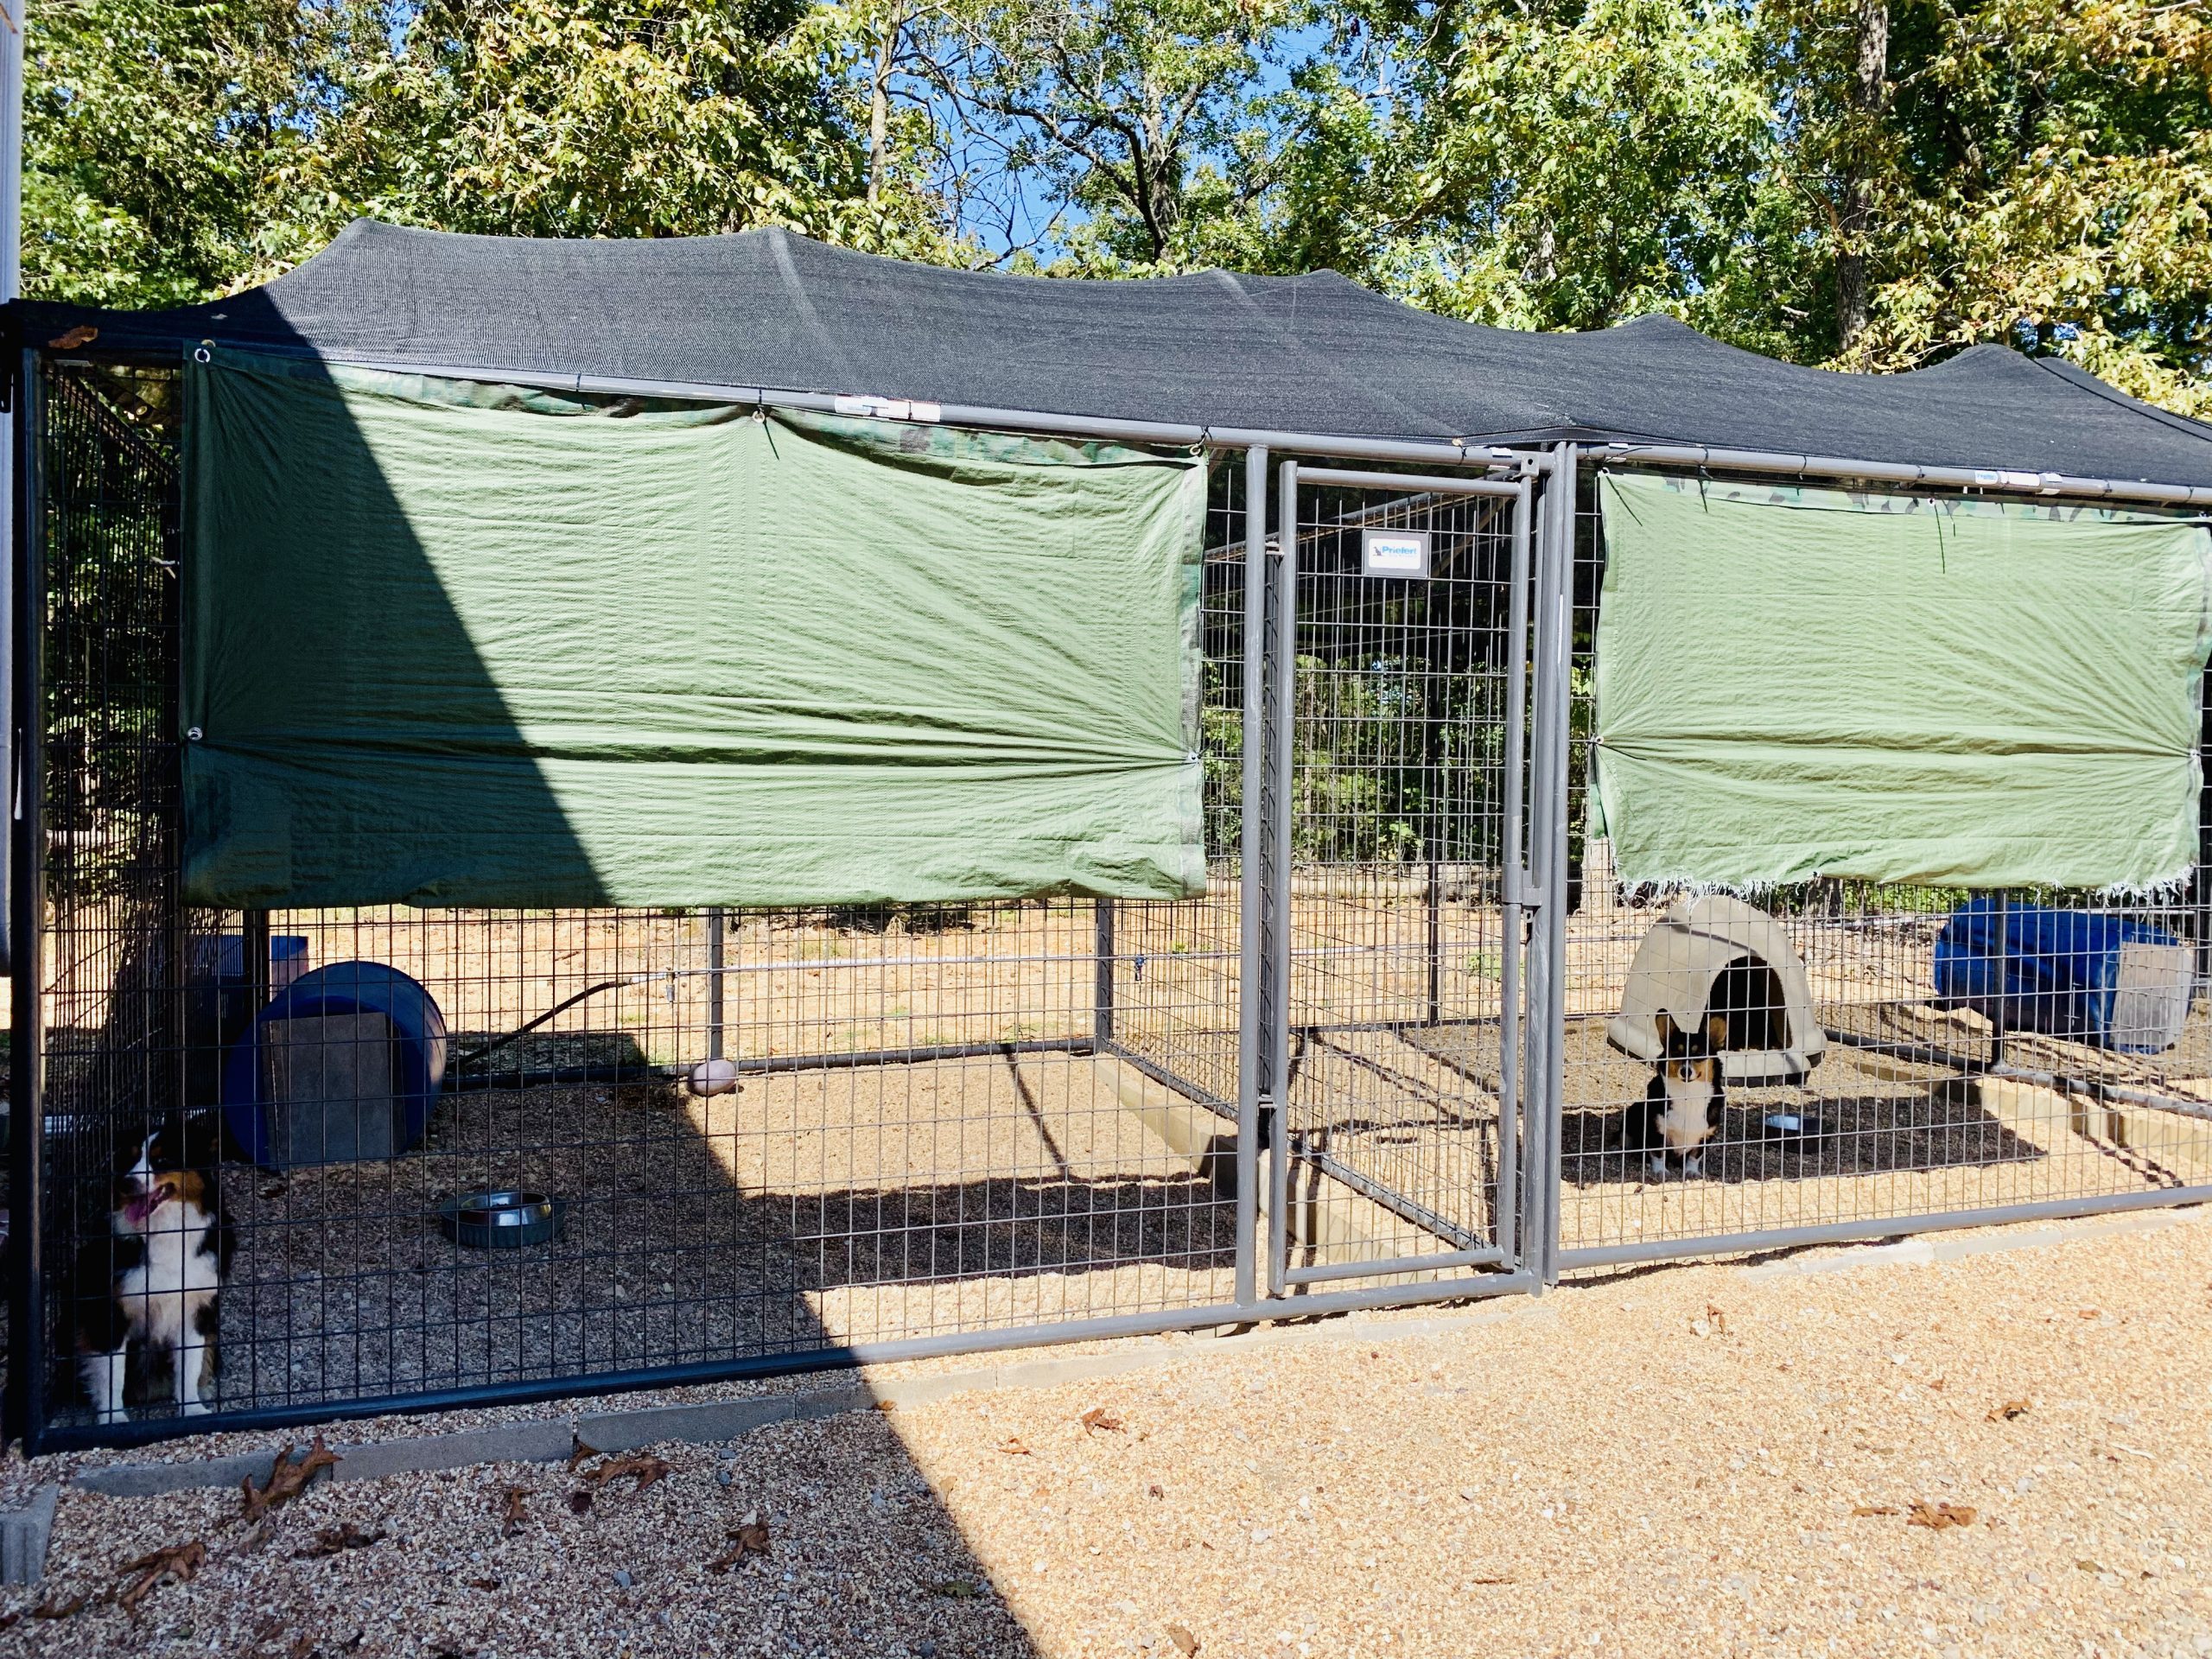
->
xmin=1253 ymin=455 xmax=1543 ymax=1294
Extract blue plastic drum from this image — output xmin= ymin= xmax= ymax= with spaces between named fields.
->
xmin=222 ymin=961 xmax=449 ymax=1169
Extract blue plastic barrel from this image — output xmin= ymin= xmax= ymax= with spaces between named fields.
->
xmin=1933 ymin=897 xmax=2190 ymax=1052
xmin=221 ymin=961 xmax=449 ymax=1168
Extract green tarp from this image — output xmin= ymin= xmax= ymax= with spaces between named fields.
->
xmin=182 ymin=350 xmax=1207 ymax=908
xmin=1593 ymin=471 xmax=2212 ymax=891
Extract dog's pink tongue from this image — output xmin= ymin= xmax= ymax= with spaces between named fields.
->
xmin=124 ymin=1192 xmax=160 ymax=1224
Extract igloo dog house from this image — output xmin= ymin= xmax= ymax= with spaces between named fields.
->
xmin=1606 ymin=894 xmax=1827 ymax=1085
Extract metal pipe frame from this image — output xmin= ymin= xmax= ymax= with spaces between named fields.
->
xmin=1554 ymin=1185 xmax=2212 ymax=1274
xmin=1516 ymin=446 xmax=1578 ymax=1287
xmin=27 ymin=1262 xmax=1539 ymax=1455
xmin=27 ymin=344 xmax=2212 ymax=1449
xmin=241 ymin=909 xmax=272 ymax=1015
xmin=311 ymin=353 xmax=1529 ymax=470
xmin=1424 ymin=851 xmax=1441 ymax=1028
xmin=4 ymin=348 xmax=41 ymax=1447
xmin=731 ymin=1034 xmax=1098 ymax=1077
xmin=1092 ymin=898 xmax=1116 ymax=1045
xmin=1263 ymin=469 xmax=1543 ymax=1277
xmin=1293 ymin=467 xmax=1524 ymax=499
xmin=0 ymin=3 xmax=21 ymax=979
xmin=705 ymin=906 xmax=726 ymax=1061
xmin=288 ymin=353 xmax=2212 ymax=509
xmin=1235 ymin=444 xmax=1269 ymax=1305
xmin=1492 ymin=468 xmax=1535 ymax=1267
xmin=1990 ymin=889 xmax=2009 ymax=1067
xmin=1266 ymin=456 xmax=1300 ymax=1295
xmin=1237 ymin=461 xmax=1543 ymax=1281
xmin=1826 ymin=1027 xmax=2212 ymax=1126
xmin=1292 ymin=1013 xmax=1478 ymax=1039
xmin=1596 ymin=440 xmax=2212 ymax=510
xmin=449 ymin=1035 xmax=1096 ymax=1094
xmin=1282 ymin=1244 xmax=1507 ymax=1289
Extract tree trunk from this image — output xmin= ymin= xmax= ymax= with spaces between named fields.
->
xmin=1834 ymin=0 xmax=1888 ymax=351
xmin=1135 ymin=86 xmax=1180 ymax=261
xmin=867 ymin=0 xmax=908 ymax=206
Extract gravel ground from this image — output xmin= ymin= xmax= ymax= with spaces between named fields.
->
xmin=9 ymin=1207 xmax=2212 ymax=1658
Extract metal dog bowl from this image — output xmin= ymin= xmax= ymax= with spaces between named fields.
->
xmin=439 ymin=1188 xmax=563 ymax=1249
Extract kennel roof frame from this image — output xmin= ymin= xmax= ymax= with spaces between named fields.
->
xmin=15 ymin=217 xmax=2212 ymax=500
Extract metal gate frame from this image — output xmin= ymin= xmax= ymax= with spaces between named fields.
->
xmin=1258 ymin=455 xmax=1540 ymax=1294
xmin=1226 ymin=441 xmax=1552 ymax=1314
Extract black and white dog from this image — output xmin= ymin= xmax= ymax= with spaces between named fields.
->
xmin=1625 ymin=1010 xmax=1726 ymax=1179
xmin=74 ymin=1116 xmax=235 ymax=1422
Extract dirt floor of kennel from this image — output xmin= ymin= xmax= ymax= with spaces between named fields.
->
xmin=168 ymin=885 xmax=1518 ymax=1419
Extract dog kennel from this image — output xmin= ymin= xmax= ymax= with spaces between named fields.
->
xmin=8 ymin=223 xmax=2212 ymax=1448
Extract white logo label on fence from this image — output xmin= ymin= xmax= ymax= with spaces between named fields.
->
xmin=1363 ymin=529 xmax=1431 ymax=579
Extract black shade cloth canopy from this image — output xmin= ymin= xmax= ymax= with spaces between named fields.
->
xmin=20 ymin=218 xmax=2212 ymax=486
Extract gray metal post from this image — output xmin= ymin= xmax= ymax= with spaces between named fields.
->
xmin=1424 ymin=850 xmax=1441 ymax=1028
xmin=0 ymin=0 xmax=22 ymax=976
xmin=1521 ymin=462 xmax=1554 ymax=1288
xmin=1235 ymin=444 xmax=1268 ymax=1307
xmin=1988 ymin=888 xmax=2007 ymax=1068
xmin=1266 ymin=455 xmax=1299 ymax=1296
xmin=1523 ymin=443 xmax=1577 ymax=1287
xmin=706 ymin=907 xmax=726 ymax=1061
xmin=4 ymin=347 xmax=39 ymax=1448
xmin=1092 ymin=899 xmax=1116 ymax=1046
xmin=1495 ymin=469 xmax=1534 ymax=1264
xmin=1547 ymin=446 xmax=1580 ymax=1286
xmin=242 ymin=909 xmax=272 ymax=1014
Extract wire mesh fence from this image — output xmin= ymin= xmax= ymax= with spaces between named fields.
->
xmin=22 ymin=368 xmax=1263 ymax=1440
xmin=190 ymin=900 xmax=1248 ymax=1414
xmin=20 ymin=360 xmax=2212 ymax=1448
xmin=1554 ymin=468 xmax=2212 ymax=1268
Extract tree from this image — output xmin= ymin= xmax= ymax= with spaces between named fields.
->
xmin=1826 ymin=0 xmax=2212 ymax=413
xmin=22 ymin=0 xmax=953 ymax=307
xmin=907 ymin=0 xmax=1341 ymax=270
xmin=1337 ymin=0 xmax=2209 ymax=402
xmin=339 ymin=0 xmax=945 ymax=254
xmin=22 ymin=0 xmax=375 ymax=307
xmin=19 ymin=0 xmax=2209 ymax=415
xmin=1349 ymin=0 xmax=1775 ymax=334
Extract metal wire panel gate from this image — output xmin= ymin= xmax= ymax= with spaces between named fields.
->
xmin=1258 ymin=460 xmax=1535 ymax=1295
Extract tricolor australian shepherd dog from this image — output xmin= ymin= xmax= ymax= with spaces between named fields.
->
xmin=74 ymin=1116 xmax=235 ymax=1421
xmin=1626 ymin=1010 xmax=1726 ymax=1179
